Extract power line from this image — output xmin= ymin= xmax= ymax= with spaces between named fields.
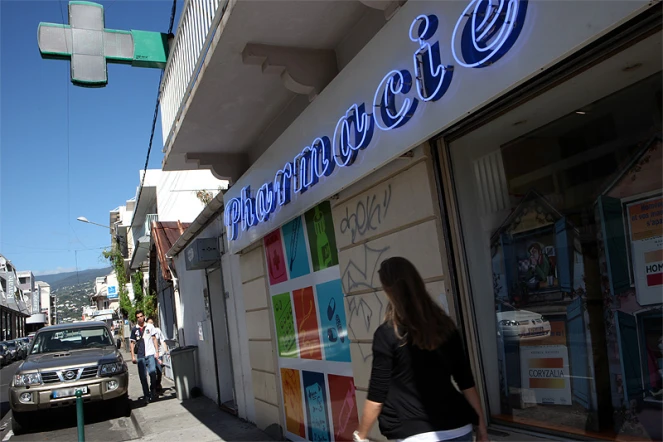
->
xmin=133 ymin=0 xmax=177 ymax=222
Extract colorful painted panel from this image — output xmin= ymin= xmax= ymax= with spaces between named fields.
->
xmin=293 ymin=287 xmax=323 ymax=360
xmin=316 ymin=279 xmax=351 ymax=362
xmin=283 ymin=216 xmax=311 ymax=279
xmin=303 ymin=371 xmax=331 ymax=442
xmin=327 ymin=375 xmax=359 ymax=442
xmin=281 ymin=368 xmax=306 ymax=438
xmin=305 ymin=201 xmax=339 ymax=272
xmin=272 ymin=292 xmax=298 ymax=358
xmin=265 ymin=229 xmax=288 ymax=285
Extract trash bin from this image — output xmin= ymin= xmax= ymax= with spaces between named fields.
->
xmin=170 ymin=345 xmax=199 ymax=401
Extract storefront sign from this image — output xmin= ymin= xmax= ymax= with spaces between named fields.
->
xmin=223 ymin=0 xmax=651 ymax=253
xmin=6 ymin=273 xmax=15 ymax=302
xmin=225 ymin=1 xmax=528 ymax=243
xmin=520 ymin=345 xmax=572 ymax=405
xmin=107 ymin=285 xmax=118 ymax=299
xmin=627 ymin=196 xmax=663 ymax=305
xmin=32 ymin=291 xmax=40 ymax=315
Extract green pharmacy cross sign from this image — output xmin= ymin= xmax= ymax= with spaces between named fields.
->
xmin=38 ymin=1 xmax=169 ymax=87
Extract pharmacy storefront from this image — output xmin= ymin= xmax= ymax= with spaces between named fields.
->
xmin=224 ymin=1 xmax=662 ymax=441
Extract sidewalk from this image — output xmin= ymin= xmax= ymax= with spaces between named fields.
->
xmin=123 ymin=350 xmax=275 ymax=441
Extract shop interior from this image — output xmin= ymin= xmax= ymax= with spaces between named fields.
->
xmin=446 ymin=30 xmax=661 ymax=440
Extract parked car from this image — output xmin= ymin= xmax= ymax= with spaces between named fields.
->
xmin=13 ymin=340 xmax=28 ymax=360
xmin=1 ymin=341 xmax=17 ymax=364
xmin=0 ymin=344 xmax=8 ymax=366
xmin=9 ymin=321 xmax=130 ymax=434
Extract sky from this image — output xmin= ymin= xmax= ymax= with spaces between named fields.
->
xmin=1 ymin=0 xmax=181 ymax=275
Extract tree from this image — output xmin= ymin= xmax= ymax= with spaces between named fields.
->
xmin=131 ymin=270 xmax=157 ymax=323
xmin=102 ymin=245 xmax=133 ymax=320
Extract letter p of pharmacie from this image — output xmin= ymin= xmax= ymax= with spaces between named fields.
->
xmin=224 ymin=197 xmax=242 ymax=241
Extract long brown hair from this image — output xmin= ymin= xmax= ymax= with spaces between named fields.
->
xmin=378 ymin=257 xmax=456 ymax=350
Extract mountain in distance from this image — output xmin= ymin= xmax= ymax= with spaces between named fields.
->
xmin=37 ymin=267 xmax=111 ymax=291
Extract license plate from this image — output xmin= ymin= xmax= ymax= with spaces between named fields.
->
xmin=52 ymin=386 xmax=88 ymax=399
xmin=530 ymin=327 xmax=544 ymax=333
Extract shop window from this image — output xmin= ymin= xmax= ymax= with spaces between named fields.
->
xmin=449 ymin=72 xmax=662 ymax=440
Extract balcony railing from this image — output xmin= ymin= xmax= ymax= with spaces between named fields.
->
xmin=159 ymin=0 xmax=228 ymax=151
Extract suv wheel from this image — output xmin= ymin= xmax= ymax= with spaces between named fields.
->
xmin=12 ymin=410 xmax=32 ymax=435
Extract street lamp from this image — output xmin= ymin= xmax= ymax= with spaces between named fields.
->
xmin=76 ymin=216 xmax=111 ymax=230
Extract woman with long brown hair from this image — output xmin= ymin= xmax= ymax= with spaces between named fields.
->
xmin=353 ymin=257 xmax=488 ymax=442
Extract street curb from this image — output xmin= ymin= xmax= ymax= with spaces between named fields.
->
xmin=129 ymin=409 xmax=144 ymax=440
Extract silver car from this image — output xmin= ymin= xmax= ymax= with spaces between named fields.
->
xmin=9 ymin=321 xmax=130 ymax=434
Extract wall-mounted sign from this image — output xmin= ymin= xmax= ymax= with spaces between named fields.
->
xmin=627 ymin=196 xmax=663 ymax=305
xmin=7 ymin=273 xmax=15 ymax=301
xmin=225 ymin=3 xmax=528 ymax=244
xmin=107 ymin=285 xmax=119 ymax=300
xmin=37 ymin=1 xmax=169 ymax=87
xmin=222 ymin=0 xmax=651 ymax=253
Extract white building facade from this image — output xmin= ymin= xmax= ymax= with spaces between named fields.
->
xmin=159 ymin=1 xmax=662 ymax=441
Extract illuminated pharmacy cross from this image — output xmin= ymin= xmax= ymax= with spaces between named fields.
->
xmin=37 ymin=1 xmax=169 ymax=87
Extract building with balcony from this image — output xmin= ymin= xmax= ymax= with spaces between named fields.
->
xmin=124 ymin=169 xmax=228 ymax=273
xmin=157 ymin=0 xmax=662 ymax=441
xmin=36 ymin=281 xmax=53 ymax=326
xmin=18 ymin=271 xmax=47 ymax=332
xmin=0 ymin=254 xmax=30 ymax=339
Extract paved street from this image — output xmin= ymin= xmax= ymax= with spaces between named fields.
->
xmin=0 ymin=351 xmax=273 ymax=442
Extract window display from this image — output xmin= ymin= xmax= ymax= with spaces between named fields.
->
xmin=450 ymin=72 xmax=662 ymax=439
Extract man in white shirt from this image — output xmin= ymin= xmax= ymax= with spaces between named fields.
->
xmin=147 ymin=318 xmax=168 ymax=394
xmin=142 ymin=319 xmax=161 ymax=400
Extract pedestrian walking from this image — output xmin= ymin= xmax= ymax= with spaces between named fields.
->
xmin=130 ymin=310 xmax=159 ymax=404
xmin=354 ymin=257 xmax=489 ymax=442
xmin=147 ymin=318 xmax=168 ymax=394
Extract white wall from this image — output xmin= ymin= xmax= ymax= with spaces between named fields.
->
xmin=173 ymin=252 xmax=218 ymax=401
xmin=156 ymin=170 xmax=229 ymax=222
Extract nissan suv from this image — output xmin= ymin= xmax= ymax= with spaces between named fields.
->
xmin=9 ymin=321 xmax=130 ymax=434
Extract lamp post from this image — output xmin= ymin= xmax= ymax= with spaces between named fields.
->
xmin=76 ymin=216 xmax=111 ymax=230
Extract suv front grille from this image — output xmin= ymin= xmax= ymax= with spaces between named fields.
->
xmin=42 ymin=371 xmax=60 ymax=384
xmin=80 ymin=366 xmax=98 ymax=379
xmin=41 ymin=366 xmax=99 ymax=384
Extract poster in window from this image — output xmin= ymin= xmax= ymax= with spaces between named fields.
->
xmin=273 ymin=292 xmax=298 ymax=358
xmin=283 ymin=216 xmax=311 ymax=279
xmin=305 ymin=202 xmax=339 ymax=272
xmin=303 ymin=370 xmax=331 ymax=442
xmin=293 ymin=286 xmax=323 ymax=360
xmin=316 ymin=279 xmax=351 ymax=362
xmin=265 ymin=230 xmax=288 ymax=285
xmin=328 ymin=374 xmax=359 ymax=442
xmin=281 ymin=368 xmax=306 ymax=438
xmin=627 ymin=196 xmax=663 ymax=306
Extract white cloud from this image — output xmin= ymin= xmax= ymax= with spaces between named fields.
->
xmin=33 ymin=267 xmax=78 ymax=276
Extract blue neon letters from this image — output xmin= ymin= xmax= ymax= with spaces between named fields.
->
xmin=226 ymin=3 xmax=527 ymax=240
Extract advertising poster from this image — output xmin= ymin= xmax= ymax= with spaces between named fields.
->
xmin=627 ymin=197 xmax=663 ymax=306
xmin=282 ymin=368 xmax=306 ymax=438
xmin=294 ymin=287 xmax=323 ymax=360
xmin=265 ymin=230 xmax=288 ymax=285
xmin=273 ymin=292 xmax=298 ymax=358
xmin=267 ymin=202 xmax=358 ymax=442
xmin=520 ymin=345 xmax=572 ymax=405
xmin=303 ymin=371 xmax=331 ymax=442
xmin=316 ymin=280 xmax=351 ymax=363
xmin=283 ymin=217 xmax=311 ymax=279
xmin=305 ymin=201 xmax=339 ymax=272
xmin=328 ymin=375 xmax=359 ymax=442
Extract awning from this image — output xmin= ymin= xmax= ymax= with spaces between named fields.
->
xmin=152 ymin=221 xmax=190 ymax=281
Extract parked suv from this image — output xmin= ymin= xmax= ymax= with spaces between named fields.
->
xmin=9 ymin=321 xmax=129 ymax=434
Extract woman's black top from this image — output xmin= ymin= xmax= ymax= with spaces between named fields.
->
xmin=366 ymin=322 xmax=478 ymax=440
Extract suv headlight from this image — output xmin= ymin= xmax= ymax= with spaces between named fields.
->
xmin=499 ymin=320 xmax=520 ymax=326
xmin=14 ymin=373 xmax=42 ymax=386
xmin=99 ymin=362 xmax=126 ymax=376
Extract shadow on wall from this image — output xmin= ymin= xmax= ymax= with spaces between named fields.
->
xmin=179 ymin=397 xmax=282 ymax=441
